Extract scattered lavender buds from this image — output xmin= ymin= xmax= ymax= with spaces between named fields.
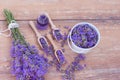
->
xmin=42 ymin=45 xmax=63 ymax=71
xmin=64 ymin=26 xmax=70 ymax=29
xmin=61 ymin=33 xmax=68 ymax=47
xmin=42 ymin=45 xmax=54 ymax=56
xmin=36 ymin=14 xmax=49 ymax=30
xmin=62 ymin=54 xmax=85 ymax=80
xmin=53 ymin=29 xmax=63 ymax=41
xmin=71 ymin=24 xmax=98 ymax=48
xmin=39 ymin=37 xmax=48 ymax=49
xmin=61 ymin=26 xmax=71 ymax=47
xmin=56 ymin=50 xmax=66 ymax=65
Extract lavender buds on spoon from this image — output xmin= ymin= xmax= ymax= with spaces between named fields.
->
xmin=44 ymin=13 xmax=63 ymax=41
xmin=46 ymin=34 xmax=65 ymax=65
xmin=29 ymin=21 xmax=49 ymax=49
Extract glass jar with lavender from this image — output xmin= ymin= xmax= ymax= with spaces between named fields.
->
xmin=68 ymin=22 xmax=100 ymax=53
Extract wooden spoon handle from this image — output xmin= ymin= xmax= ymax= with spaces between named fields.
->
xmin=29 ymin=21 xmax=41 ymax=37
xmin=46 ymin=34 xmax=58 ymax=50
xmin=44 ymin=13 xmax=56 ymax=29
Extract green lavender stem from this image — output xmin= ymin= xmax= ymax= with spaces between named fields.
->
xmin=3 ymin=9 xmax=26 ymax=44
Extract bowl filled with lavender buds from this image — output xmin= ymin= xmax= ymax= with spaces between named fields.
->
xmin=68 ymin=22 xmax=100 ymax=53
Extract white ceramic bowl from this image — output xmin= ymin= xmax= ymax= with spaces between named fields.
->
xmin=67 ymin=22 xmax=100 ymax=54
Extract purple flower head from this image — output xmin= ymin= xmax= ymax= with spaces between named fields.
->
xmin=42 ymin=45 xmax=54 ymax=56
xmin=56 ymin=50 xmax=66 ymax=65
xmin=74 ymin=64 xmax=84 ymax=71
xmin=62 ymin=54 xmax=85 ymax=80
xmin=42 ymin=45 xmax=63 ymax=71
xmin=11 ymin=41 xmax=50 ymax=80
xmin=39 ymin=37 xmax=48 ymax=49
xmin=71 ymin=23 xmax=98 ymax=48
xmin=74 ymin=54 xmax=85 ymax=63
xmin=53 ymin=29 xmax=63 ymax=41
xmin=61 ymin=33 xmax=68 ymax=47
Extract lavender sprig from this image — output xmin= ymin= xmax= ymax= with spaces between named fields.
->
xmin=62 ymin=54 xmax=86 ymax=80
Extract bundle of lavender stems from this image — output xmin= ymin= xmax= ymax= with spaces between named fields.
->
xmin=4 ymin=9 xmax=50 ymax=80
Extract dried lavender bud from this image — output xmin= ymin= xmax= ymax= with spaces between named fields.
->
xmin=74 ymin=54 xmax=85 ymax=63
xmin=56 ymin=63 xmax=63 ymax=72
xmin=62 ymin=54 xmax=86 ymax=80
xmin=62 ymin=69 xmax=75 ymax=80
xmin=71 ymin=24 xmax=98 ymax=48
xmin=42 ymin=45 xmax=63 ymax=71
xmin=39 ymin=38 xmax=48 ymax=49
xmin=74 ymin=64 xmax=84 ymax=71
xmin=42 ymin=45 xmax=54 ymax=56
xmin=36 ymin=14 xmax=49 ymax=30
xmin=56 ymin=50 xmax=65 ymax=65
xmin=53 ymin=29 xmax=63 ymax=41
xmin=62 ymin=48 xmax=65 ymax=52
xmin=61 ymin=33 xmax=68 ymax=47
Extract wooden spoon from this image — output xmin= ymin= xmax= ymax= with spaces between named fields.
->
xmin=46 ymin=33 xmax=65 ymax=64
xmin=44 ymin=13 xmax=63 ymax=41
xmin=29 ymin=21 xmax=49 ymax=49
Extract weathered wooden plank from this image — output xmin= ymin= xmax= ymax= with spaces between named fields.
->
xmin=0 ymin=0 xmax=120 ymax=20
xmin=0 ymin=20 xmax=120 ymax=80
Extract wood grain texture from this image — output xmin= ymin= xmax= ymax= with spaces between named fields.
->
xmin=0 ymin=0 xmax=120 ymax=20
xmin=0 ymin=0 xmax=120 ymax=80
xmin=0 ymin=20 xmax=120 ymax=80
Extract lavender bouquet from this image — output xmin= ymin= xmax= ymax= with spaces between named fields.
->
xmin=4 ymin=9 xmax=49 ymax=80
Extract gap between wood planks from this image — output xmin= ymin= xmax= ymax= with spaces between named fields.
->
xmin=0 ymin=19 xmax=120 ymax=22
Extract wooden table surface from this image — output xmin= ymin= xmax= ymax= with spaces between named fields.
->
xmin=0 ymin=0 xmax=120 ymax=80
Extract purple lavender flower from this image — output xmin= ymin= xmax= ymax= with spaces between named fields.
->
xmin=62 ymin=54 xmax=86 ymax=80
xmin=42 ymin=45 xmax=63 ymax=71
xmin=11 ymin=41 xmax=49 ymax=80
xmin=56 ymin=50 xmax=65 ymax=65
xmin=42 ymin=45 xmax=54 ymax=56
xmin=4 ymin=9 xmax=50 ymax=80
xmin=39 ymin=38 xmax=48 ymax=49
xmin=74 ymin=54 xmax=85 ymax=63
xmin=71 ymin=24 xmax=98 ymax=48
xmin=61 ymin=33 xmax=68 ymax=47
xmin=53 ymin=29 xmax=63 ymax=41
